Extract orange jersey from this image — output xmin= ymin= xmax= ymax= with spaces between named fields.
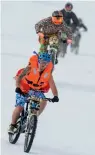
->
xmin=15 ymin=54 xmax=52 ymax=93
xmin=22 ymin=55 xmax=53 ymax=91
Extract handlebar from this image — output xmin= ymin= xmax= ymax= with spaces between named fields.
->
xmin=44 ymin=98 xmax=52 ymax=102
xmin=27 ymin=96 xmax=53 ymax=103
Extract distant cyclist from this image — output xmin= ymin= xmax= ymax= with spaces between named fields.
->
xmin=58 ymin=2 xmax=79 ymax=57
xmin=35 ymin=10 xmax=72 ymax=63
xmin=60 ymin=2 xmax=79 ymax=33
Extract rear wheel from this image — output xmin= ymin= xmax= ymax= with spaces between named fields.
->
xmin=24 ymin=115 xmax=37 ymax=153
xmin=51 ymin=52 xmax=56 ymax=65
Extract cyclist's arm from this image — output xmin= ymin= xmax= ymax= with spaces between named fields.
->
xmin=35 ymin=17 xmax=51 ymax=34
xmin=16 ymin=65 xmax=31 ymax=87
xmin=49 ymin=75 xmax=58 ymax=96
xmin=35 ymin=18 xmax=47 ymax=34
xmin=80 ymin=23 xmax=88 ymax=31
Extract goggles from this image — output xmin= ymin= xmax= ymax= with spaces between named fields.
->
xmin=53 ymin=15 xmax=63 ymax=18
xmin=52 ymin=16 xmax=63 ymax=25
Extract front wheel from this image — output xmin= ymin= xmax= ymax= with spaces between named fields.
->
xmin=59 ymin=41 xmax=67 ymax=58
xmin=51 ymin=52 xmax=56 ymax=65
xmin=24 ymin=115 xmax=37 ymax=153
xmin=71 ymin=44 xmax=79 ymax=55
xmin=75 ymin=46 xmax=79 ymax=55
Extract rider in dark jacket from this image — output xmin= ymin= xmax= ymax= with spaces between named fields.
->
xmin=60 ymin=2 xmax=79 ymax=33
xmin=56 ymin=2 xmax=79 ymax=57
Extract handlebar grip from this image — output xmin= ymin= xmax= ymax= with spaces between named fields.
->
xmin=45 ymin=98 xmax=52 ymax=102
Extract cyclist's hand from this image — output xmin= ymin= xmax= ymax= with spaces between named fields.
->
xmin=15 ymin=87 xmax=26 ymax=96
xmin=51 ymin=96 xmax=59 ymax=102
xmin=38 ymin=32 xmax=44 ymax=38
xmin=67 ymin=39 xmax=72 ymax=44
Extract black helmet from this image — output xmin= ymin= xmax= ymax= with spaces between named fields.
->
xmin=65 ymin=2 xmax=73 ymax=10
xmin=52 ymin=10 xmax=63 ymax=17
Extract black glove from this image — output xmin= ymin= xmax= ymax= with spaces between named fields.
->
xmin=51 ymin=96 xmax=59 ymax=103
xmin=62 ymin=40 xmax=67 ymax=43
xmin=15 ymin=87 xmax=26 ymax=96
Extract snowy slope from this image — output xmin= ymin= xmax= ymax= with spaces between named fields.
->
xmin=1 ymin=1 xmax=95 ymax=155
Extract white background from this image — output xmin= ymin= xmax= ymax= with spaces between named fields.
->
xmin=1 ymin=1 xmax=95 ymax=155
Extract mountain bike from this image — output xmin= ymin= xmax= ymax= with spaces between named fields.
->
xmin=71 ymin=29 xmax=85 ymax=55
xmin=8 ymin=91 xmax=52 ymax=153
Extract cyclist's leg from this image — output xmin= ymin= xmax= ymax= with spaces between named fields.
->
xmin=11 ymin=93 xmax=26 ymax=125
xmin=38 ymin=100 xmax=47 ymax=116
xmin=58 ymin=40 xmax=67 ymax=57
xmin=8 ymin=93 xmax=27 ymax=133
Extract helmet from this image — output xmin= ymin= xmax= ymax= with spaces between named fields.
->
xmin=38 ymin=52 xmax=51 ymax=63
xmin=65 ymin=2 xmax=73 ymax=11
xmin=52 ymin=11 xmax=63 ymax=25
xmin=52 ymin=10 xmax=63 ymax=17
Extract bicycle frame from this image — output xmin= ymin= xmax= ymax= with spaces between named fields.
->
xmin=47 ymin=35 xmax=59 ymax=65
xmin=24 ymin=94 xmax=52 ymax=152
xmin=26 ymin=95 xmax=52 ymax=117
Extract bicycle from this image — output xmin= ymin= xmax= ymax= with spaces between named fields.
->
xmin=47 ymin=35 xmax=59 ymax=65
xmin=48 ymin=33 xmax=69 ymax=62
xmin=71 ymin=29 xmax=85 ymax=55
xmin=39 ymin=33 xmax=67 ymax=64
xmin=58 ymin=32 xmax=68 ymax=58
xmin=8 ymin=92 xmax=52 ymax=153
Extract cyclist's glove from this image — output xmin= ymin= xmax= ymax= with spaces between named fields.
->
xmin=15 ymin=87 xmax=26 ymax=96
xmin=51 ymin=96 xmax=59 ymax=102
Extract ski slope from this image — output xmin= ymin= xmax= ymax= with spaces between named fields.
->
xmin=1 ymin=1 xmax=95 ymax=155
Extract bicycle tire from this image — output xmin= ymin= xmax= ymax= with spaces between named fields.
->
xmin=24 ymin=115 xmax=37 ymax=153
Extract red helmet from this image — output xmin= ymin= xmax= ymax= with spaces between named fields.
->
xmin=52 ymin=11 xmax=63 ymax=25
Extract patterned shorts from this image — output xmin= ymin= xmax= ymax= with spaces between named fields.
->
xmin=15 ymin=90 xmax=46 ymax=107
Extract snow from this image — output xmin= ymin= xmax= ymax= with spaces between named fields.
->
xmin=1 ymin=1 xmax=95 ymax=155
